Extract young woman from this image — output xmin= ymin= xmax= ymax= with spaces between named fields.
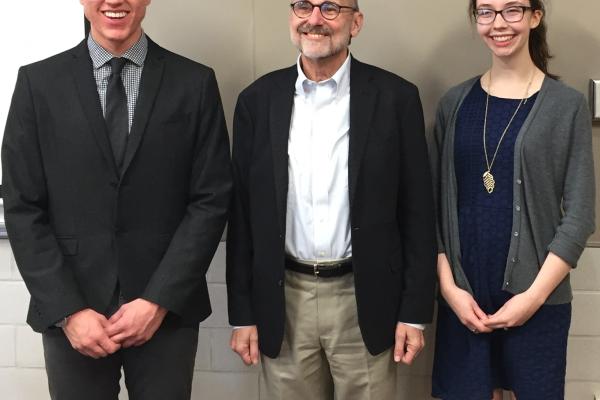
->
xmin=430 ymin=1 xmax=595 ymax=399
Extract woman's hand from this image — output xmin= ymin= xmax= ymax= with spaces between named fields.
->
xmin=484 ymin=253 xmax=572 ymax=330
xmin=442 ymin=284 xmax=493 ymax=334
xmin=483 ymin=290 xmax=544 ymax=329
xmin=437 ymin=253 xmax=491 ymax=334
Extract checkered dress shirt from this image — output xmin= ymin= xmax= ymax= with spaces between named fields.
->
xmin=87 ymin=33 xmax=148 ymax=131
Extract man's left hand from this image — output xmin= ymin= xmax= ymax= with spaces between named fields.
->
xmin=106 ymin=299 xmax=167 ymax=348
xmin=393 ymin=323 xmax=425 ymax=365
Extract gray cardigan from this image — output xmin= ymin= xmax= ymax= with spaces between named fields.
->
xmin=430 ymin=76 xmax=596 ymax=304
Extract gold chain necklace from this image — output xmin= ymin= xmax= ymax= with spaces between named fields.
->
xmin=482 ymin=70 xmax=534 ymax=194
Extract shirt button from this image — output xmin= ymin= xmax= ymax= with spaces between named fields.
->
xmin=516 ymin=179 xmax=522 ymax=185
xmin=513 ymin=231 xmax=519 ymax=237
xmin=505 ymin=281 xmax=510 ymax=287
xmin=515 ymin=205 xmax=521 ymax=212
xmin=277 ymin=280 xmax=283 ymax=287
xmin=511 ymin=257 xmax=518 ymax=263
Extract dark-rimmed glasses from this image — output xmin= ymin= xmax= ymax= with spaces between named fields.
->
xmin=290 ymin=1 xmax=358 ymax=21
xmin=474 ymin=6 xmax=533 ymax=25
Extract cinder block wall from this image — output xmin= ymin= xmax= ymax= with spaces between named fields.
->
xmin=1 ymin=239 xmax=599 ymax=399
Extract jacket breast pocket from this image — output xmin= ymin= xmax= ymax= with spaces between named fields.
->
xmin=57 ymin=237 xmax=78 ymax=256
xmin=161 ymin=112 xmax=191 ymax=128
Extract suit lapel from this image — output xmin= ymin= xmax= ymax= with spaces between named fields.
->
xmin=120 ymin=39 xmax=165 ymax=177
xmin=270 ymin=67 xmax=297 ymax=234
xmin=71 ymin=40 xmax=119 ymax=179
xmin=348 ymin=58 xmax=377 ymax=205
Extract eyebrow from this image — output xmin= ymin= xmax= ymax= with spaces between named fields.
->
xmin=477 ymin=1 xmax=528 ymax=8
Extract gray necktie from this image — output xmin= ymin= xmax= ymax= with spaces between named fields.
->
xmin=105 ymin=57 xmax=128 ymax=171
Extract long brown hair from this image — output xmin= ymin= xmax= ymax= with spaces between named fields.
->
xmin=469 ymin=0 xmax=559 ymax=79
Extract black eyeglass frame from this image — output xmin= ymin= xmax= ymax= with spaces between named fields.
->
xmin=474 ymin=6 xmax=534 ymax=25
xmin=290 ymin=1 xmax=359 ymax=21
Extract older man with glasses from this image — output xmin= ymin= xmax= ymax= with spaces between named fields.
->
xmin=226 ymin=1 xmax=437 ymax=398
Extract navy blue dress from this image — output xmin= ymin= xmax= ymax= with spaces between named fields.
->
xmin=432 ymin=80 xmax=571 ymax=400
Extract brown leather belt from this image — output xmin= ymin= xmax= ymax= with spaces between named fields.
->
xmin=285 ymin=257 xmax=353 ymax=278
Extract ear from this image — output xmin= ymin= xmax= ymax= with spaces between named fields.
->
xmin=350 ymin=11 xmax=364 ymax=38
xmin=529 ymin=9 xmax=543 ymax=29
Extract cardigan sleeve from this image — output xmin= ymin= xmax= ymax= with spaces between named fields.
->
xmin=429 ymin=101 xmax=448 ymax=254
xmin=546 ymin=94 xmax=596 ymax=267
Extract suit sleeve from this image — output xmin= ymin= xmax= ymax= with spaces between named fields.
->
xmin=396 ymin=86 xmax=437 ymax=323
xmin=142 ymin=68 xmax=232 ymax=315
xmin=225 ymin=94 xmax=256 ymax=326
xmin=2 ymin=67 xmax=88 ymax=331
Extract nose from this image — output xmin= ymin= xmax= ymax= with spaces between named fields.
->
xmin=307 ymin=4 xmax=326 ymax=25
xmin=492 ymin=11 xmax=509 ymax=28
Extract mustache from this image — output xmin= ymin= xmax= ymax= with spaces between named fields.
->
xmin=297 ymin=24 xmax=332 ymax=36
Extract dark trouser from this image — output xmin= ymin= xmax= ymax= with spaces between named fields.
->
xmin=42 ymin=319 xmax=199 ymax=400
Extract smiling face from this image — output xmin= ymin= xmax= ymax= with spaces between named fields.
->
xmin=81 ymin=0 xmax=151 ymax=55
xmin=289 ymin=0 xmax=363 ymax=63
xmin=475 ymin=0 xmax=542 ymax=61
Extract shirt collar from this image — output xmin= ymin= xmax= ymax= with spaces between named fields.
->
xmin=295 ymin=53 xmax=351 ymax=99
xmin=87 ymin=32 xmax=148 ymax=70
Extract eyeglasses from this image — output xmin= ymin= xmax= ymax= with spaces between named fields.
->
xmin=290 ymin=1 xmax=358 ymax=21
xmin=474 ymin=6 xmax=533 ymax=25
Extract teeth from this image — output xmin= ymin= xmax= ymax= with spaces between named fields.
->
xmin=492 ymin=35 xmax=514 ymax=42
xmin=104 ymin=11 xmax=127 ymax=18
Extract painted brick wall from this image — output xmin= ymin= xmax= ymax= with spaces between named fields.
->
xmin=1 ymin=240 xmax=599 ymax=399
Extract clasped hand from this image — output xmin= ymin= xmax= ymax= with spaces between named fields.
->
xmin=444 ymin=285 xmax=544 ymax=333
xmin=62 ymin=299 xmax=167 ymax=359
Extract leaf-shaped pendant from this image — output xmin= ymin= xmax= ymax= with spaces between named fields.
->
xmin=483 ymin=170 xmax=495 ymax=194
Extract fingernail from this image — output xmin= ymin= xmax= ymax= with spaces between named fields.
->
xmin=394 ymin=355 xmax=400 ymax=362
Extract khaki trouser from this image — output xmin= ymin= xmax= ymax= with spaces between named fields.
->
xmin=260 ymin=270 xmax=396 ymax=400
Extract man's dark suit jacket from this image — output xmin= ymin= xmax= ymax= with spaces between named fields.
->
xmin=226 ymin=57 xmax=437 ymax=358
xmin=2 ymin=37 xmax=232 ymax=332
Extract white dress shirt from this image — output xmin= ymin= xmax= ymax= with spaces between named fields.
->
xmin=285 ymin=55 xmax=352 ymax=262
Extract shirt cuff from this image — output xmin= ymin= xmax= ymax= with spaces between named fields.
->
xmin=399 ymin=322 xmax=426 ymax=330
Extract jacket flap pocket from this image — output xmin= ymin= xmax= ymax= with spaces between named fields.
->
xmin=57 ymin=238 xmax=78 ymax=256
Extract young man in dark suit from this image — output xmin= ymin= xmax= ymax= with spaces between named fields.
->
xmin=227 ymin=0 xmax=437 ymax=398
xmin=2 ymin=0 xmax=231 ymax=398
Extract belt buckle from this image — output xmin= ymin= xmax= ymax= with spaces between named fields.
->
xmin=313 ymin=263 xmax=320 ymax=277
